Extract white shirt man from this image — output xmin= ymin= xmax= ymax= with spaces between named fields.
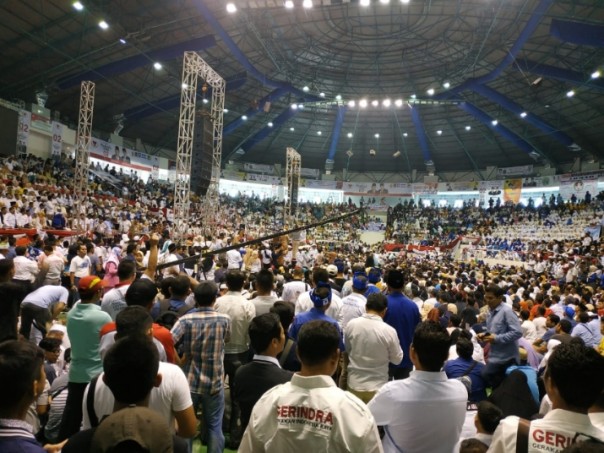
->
xmin=345 ymin=294 xmax=403 ymax=402
xmin=226 ymin=248 xmax=243 ymax=270
xmin=69 ymin=244 xmax=91 ymax=288
xmin=281 ymin=269 xmax=310 ymax=303
xmin=14 ymin=251 xmax=39 ymax=282
xmin=215 ymin=289 xmax=256 ymax=354
xmin=340 ymin=276 xmax=368 ymax=331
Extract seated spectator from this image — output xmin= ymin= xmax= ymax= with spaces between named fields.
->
xmin=489 ymin=341 xmax=604 ymax=452
xmin=445 ymin=337 xmax=487 ymax=403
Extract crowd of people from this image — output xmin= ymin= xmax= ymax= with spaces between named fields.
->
xmin=1 ymin=153 xmax=604 ymax=453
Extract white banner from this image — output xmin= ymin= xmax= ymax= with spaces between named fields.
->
xmin=151 ymin=166 xmax=159 ymax=179
xmin=412 ymin=182 xmax=438 ymax=194
xmin=17 ymin=110 xmax=31 ymax=149
xmin=559 ymin=174 xmax=598 ymax=200
xmin=243 ymin=162 xmax=273 ymax=174
xmin=245 ymin=173 xmax=282 ymax=185
xmin=496 ymin=165 xmax=533 ymax=176
xmin=300 ymin=167 xmax=320 ymax=178
xmin=343 ymin=182 xmax=413 ymax=196
xmin=51 ymin=121 xmax=63 ymax=156
xmin=305 ymin=180 xmax=339 ymax=190
xmin=89 ymin=138 xmax=157 ymax=171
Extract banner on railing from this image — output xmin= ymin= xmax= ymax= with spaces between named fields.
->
xmin=503 ymin=179 xmax=523 ymax=203
xmin=497 ymin=165 xmax=533 ymax=176
xmin=559 ymin=174 xmax=597 ymax=201
xmin=243 ymin=162 xmax=273 ymax=174
xmin=300 ymin=167 xmax=320 ymax=178
xmin=17 ymin=110 xmax=31 ymax=150
xmin=51 ymin=121 xmax=63 ymax=157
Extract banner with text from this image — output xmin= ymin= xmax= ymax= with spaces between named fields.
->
xmin=17 ymin=110 xmax=31 ymax=150
xmin=304 ymin=180 xmax=339 ymax=190
xmin=243 ymin=162 xmax=273 ymax=174
xmin=412 ymin=182 xmax=438 ymax=195
xmin=51 ymin=121 xmax=63 ymax=157
xmin=440 ymin=181 xmax=480 ymax=191
xmin=89 ymin=138 xmax=158 ymax=171
xmin=497 ymin=165 xmax=533 ymax=176
xmin=245 ymin=173 xmax=282 ymax=185
xmin=300 ymin=167 xmax=320 ymax=178
xmin=343 ymin=182 xmax=414 ymax=196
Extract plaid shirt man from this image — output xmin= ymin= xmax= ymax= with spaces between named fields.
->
xmin=171 ymin=307 xmax=231 ymax=395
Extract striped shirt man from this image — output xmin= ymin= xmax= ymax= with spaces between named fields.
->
xmin=171 ymin=307 xmax=231 ymax=395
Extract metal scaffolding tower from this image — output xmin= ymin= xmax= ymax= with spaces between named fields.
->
xmin=73 ymin=81 xmax=95 ymax=218
xmin=173 ymin=51 xmax=225 ymax=241
xmin=284 ymin=147 xmax=301 ymax=225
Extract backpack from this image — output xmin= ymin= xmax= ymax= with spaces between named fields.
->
xmin=154 ymin=299 xmax=192 ymax=330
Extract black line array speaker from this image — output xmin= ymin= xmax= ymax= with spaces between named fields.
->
xmin=290 ymin=175 xmax=299 ymax=217
xmin=0 ymin=106 xmax=19 ymax=157
xmin=191 ymin=112 xmax=213 ymax=196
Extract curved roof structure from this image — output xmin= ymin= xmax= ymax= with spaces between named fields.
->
xmin=1 ymin=0 xmax=603 ymax=175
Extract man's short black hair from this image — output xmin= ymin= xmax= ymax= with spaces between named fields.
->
xmin=485 ymin=284 xmax=504 ymax=298
xmin=117 ymin=260 xmax=137 ymax=281
xmin=125 ymin=279 xmax=157 ymax=308
xmin=559 ymin=318 xmax=572 ymax=334
xmin=115 ymin=306 xmax=153 ymax=340
xmin=269 ymin=301 xmax=295 ymax=333
xmin=456 ymin=338 xmax=474 ymax=360
xmin=249 ymin=313 xmax=282 ymax=354
xmin=545 ymin=342 xmax=604 ymax=410
xmin=226 ymin=270 xmax=245 ymax=292
xmin=476 ymin=401 xmax=504 ymax=434
xmin=311 ymin=267 xmax=329 ymax=285
xmin=366 ymin=293 xmax=388 ymax=312
xmin=0 ymin=258 xmax=14 ymax=280
xmin=15 ymin=246 xmax=26 ymax=256
xmin=194 ymin=281 xmax=218 ymax=307
xmin=459 ymin=438 xmax=488 ymax=453
xmin=548 ymin=314 xmax=560 ymax=324
xmin=0 ymin=340 xmax=44 ymax=409
xmin=412 ymin=321 xmax=450 ymax=372
xmin=297 ymin=320 xmax=340 ymax=367
xmin=169 ymin=275 xmax=191 ymax=298
xmin=39 ymin=337 xmax=62 ymax=352
xmin=103 ymin=336 xmax=159 ymax=404
xmin=255 ymin=269 xmax=274 ymax=293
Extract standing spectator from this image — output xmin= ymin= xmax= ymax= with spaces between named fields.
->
xmin=281 ymin=266 xmax=310 ymax=303
xmin=68 ymin=243 xmax=91 ymax=299
xmin=478 ymin=284 xmax=522 ymax=389
xmin=214 ymin=270 xmax=255 ymax=448
xmin=100 ymin=260 xmax=137 ymax=321
xmin=13 ymin=245 xmax=38 ymax=296
xmin=345 ymin=293 xmax=403 ymax=403
xmin=226 ymin=239 xmax=243 ymax=270
xmin=239 ymin=320 xmax=383 ymax=453
xmin=0 ymin=340 xmax=47 ymax=453
xmin=295 ymin=267 xmax=343 ymax=325
xmin=368 ymin=321 xmax=468 ymax=453
xmin=38 ymin=244 xmax=64 ymax=286
xmin=489 ymin=341 xmax=604 ymax=452
xmin=171 ymin=281 xmax=231 ymax=453
xmin=233 ymin=313 xmax=293 ymax=430
xmin=383 ymin=269 xmax=421 ymax=380
xmin=58 ymin=276 xmax=111 ymax=440
xmin=340 ymin=274 xmax=368 ymax=331
xmin=250 ymin=269 xmax=278 ymax=315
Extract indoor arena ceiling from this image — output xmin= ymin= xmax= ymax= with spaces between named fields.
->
xmin=1 ymin=0 xmax=604 ymax=176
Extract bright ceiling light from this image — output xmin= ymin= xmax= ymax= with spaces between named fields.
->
xmin=465 ymin=125 xmax=471 ymax=131
xmin=319 ymin=92 xmax=325 ymax=98
xmin=410 ymin=94 xmax=416 ymax=99
xmin=153 ymin=62 xmax=162 ymax=70
xmin=181 ymin=83 xmax=188 ymax=89
xmin=226 ymin=3 xmax=237 ymax=13
xmin=303 ymin=0 xmax=313 ymax=8
xmin=290 ymin=127 xmax=295 ymax=131
xmin=72 ymin=1 xmax=84 ymax=11
xmin=297 ymin=104 xmax=304 ymax=109
xmin=119 ymin=38 xmax=127 ymax=44
xmin=443 ymin=82 xmax=450 ymax=89
xmin=268 ymin=122 xmax=273 ymax=127
xmin=98 ymin=20 xmax=109 ymax=30
xmin=242 ymin=115 xmax=248 ymax=120
xmin=426 ymin=88 xmax=435 ymax=96
xmin=520 ymin=111 xmax=527 ymax=118
xmin=566 ymin=90 xmax=575 ymax=98
xmin=202 ymin=98 xmax=209 ymax=104
xmin=291 ymin=104 xmax=298 ymax=110
xmin=285 ymin=1 xmax=294 ymax=9
xmin=302 ymin=86 xmax=309 ymax=92
xmin=403 ymin=132 xmax=408 ymax=137
xmin=348 ymin=100 xmax=356 ymax=108
xmin=347 ymin=132 xmax=353 ymax=138
xmin=591 ymin=70 xmax=601 ymax=79
xmin=335 ymin=94 xmax=342 ymax=101
xmin=383 ymin=99 xmax=391 ymax=107
xmin=371 ymin=100 xmax=379 ymax=107
xmin=359 ymin=99 xmax=368 ymax=108
xmin=360 ymin=0 xmax=370 ymax=6
xmin=317 ymin=131 xmax=322 ymax=135
xmin=223 ymin=109 xmax=229 ymax=113
xmin=400 ymin=0 xmax=410 ymax=3
xmin=395 ymin=99 xmax=403 ymax=107
xmin=380 ymin=0 xmax=390 ymax=3
xmin=374 ymin=133 xmax=380 ymax=138
xmin=491 ymin=119 xmax=498 ymax=126
xmin=436 ymin=130 xmax=442 ymax=135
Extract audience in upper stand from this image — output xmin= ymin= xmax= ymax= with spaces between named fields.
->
xmin=2 ymin=153 xmax=604 ymax=452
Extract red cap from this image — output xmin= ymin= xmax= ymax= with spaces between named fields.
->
xmin=78 ymin=275 xmax=104 ymax=293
